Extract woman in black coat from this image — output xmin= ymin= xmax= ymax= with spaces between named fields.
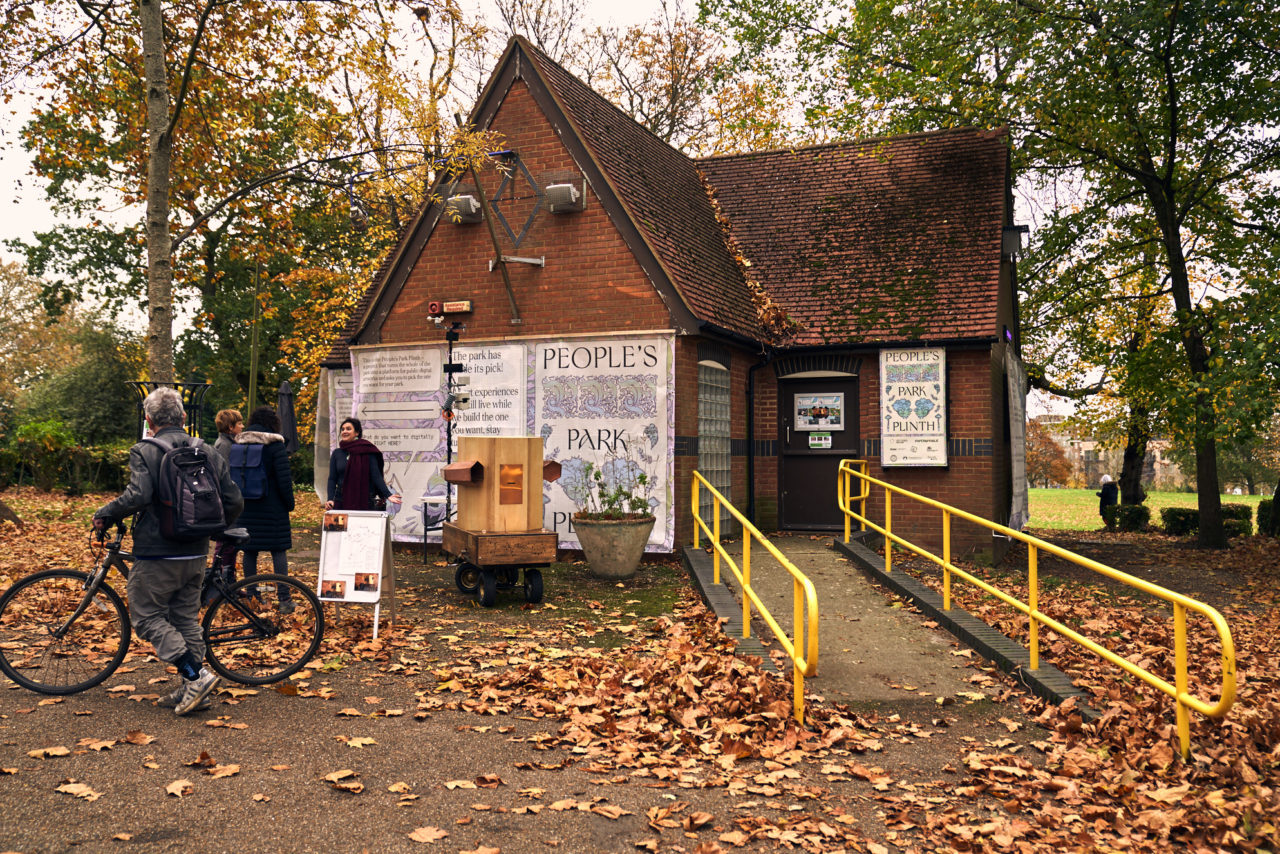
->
xmin=236 ymin=406 xmax=296 ymax=610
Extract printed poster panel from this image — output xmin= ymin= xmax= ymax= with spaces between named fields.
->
xmin=351 ymin=345 xmax=445 ymax=542
xmin=317 ymin=511 xmax=389 ymax=603
xmin=313 ymin=367 xmax=353 ymax=502
xmin=795 ymin=393 xmax=845 ymax=431
xmin=350 ymin=343 xmax=527 ymax=542
xmin=535 ymin=336 xmax=674 ymax=551
xmin=880 ymin=348 xmax=947 ymax=467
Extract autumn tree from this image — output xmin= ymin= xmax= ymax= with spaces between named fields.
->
xmin=0 ymin=0 xmax=486 ymax=391
xmin=3 ymin=0 xmax=495 ymax=434
xmin=1026 ymin=419 xmax=1072 ymax=488
xmin=706 ymin=0 xmax=1280 ymax=546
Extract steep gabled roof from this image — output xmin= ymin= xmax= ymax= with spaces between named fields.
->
xmin=517 ymin=41 xmax=762 ymax=341
xmin=698 ymin=129 xmax=1010 ymax=347
xmin=324 ymin=40 xmax=1010 ymax=368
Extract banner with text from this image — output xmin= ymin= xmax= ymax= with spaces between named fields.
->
xmin=880 ymin=348 xmax=947 ymax=467
xmin=535 ymin=337 xmax=674 ymax=551
xmin=349 ymin=344 xmax=527 ymax=542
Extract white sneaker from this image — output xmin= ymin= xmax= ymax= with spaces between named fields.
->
xmin=157 ymin=683 xmax=212 ymax=711
xmin=174 ymin=668 xmax=221 ymax=716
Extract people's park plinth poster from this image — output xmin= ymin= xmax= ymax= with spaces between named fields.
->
xmin=880 ymin=348 xmax=947 ymax=467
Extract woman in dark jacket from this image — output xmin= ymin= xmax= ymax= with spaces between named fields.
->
xmin=208 ymin=409 xmax=243 ymax=595
xmin=325 ymin=417 xmax=402 ymax=512
xmin=237 ymin=406 xmax=296 ymax=610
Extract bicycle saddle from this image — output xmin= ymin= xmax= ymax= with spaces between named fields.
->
xmin=223 ymin=527 xmax=250 ymax=544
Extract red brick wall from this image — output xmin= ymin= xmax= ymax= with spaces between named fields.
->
xmin=378 ymin=80 xmax=671 ymax=345
xmin=853 ymin=348 xmax=1001 ymax=555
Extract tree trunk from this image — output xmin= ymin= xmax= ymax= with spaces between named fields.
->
xmin=1148 ymin=180 xmax=1224 ymax=547
xmin=139 ymin=0 xmax=175 ymax=383
xmin=1119 ymin=410 xmax=1148 ymax=506
xmin=1271 ymin=478 xmax=1280 ymax=537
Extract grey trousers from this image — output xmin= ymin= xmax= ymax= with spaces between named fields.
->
xmin=126 ymin=556 xmax=207 ymax=664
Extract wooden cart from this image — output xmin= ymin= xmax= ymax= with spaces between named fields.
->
xmin=441 ymin=436 xmax=560 ymax=607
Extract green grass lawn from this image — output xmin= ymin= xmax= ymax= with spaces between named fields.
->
xmin=1029 ymin=487 xmax=1266 ymax=531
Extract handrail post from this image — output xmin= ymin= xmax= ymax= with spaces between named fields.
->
xmin=1029 ymin=544 xmax=1039 ymax=670
xmin=692 ymin=476 xmax=700 ymax=549
xmin=713 ymin=496 xmax=722 ymax=585
xmin=1174 ymin=603 xmax=1190 ymax=759
xmin=884 ymin=489 xmax=892 ymax=573
xmin=742 ymin=535 xmax=751 ymax=638
xmin=841 ymin=467 xmax=851 ymax=544
xmin=942 ymin=509 xmax=951 ymax=610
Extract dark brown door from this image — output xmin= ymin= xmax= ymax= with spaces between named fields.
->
xmin=779 ymin=378 xmax=859 ymax=530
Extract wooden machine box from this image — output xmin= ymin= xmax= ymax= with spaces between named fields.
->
xmin=441 ymin=436 xmax=560 ymax=607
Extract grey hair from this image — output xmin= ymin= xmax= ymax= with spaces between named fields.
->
xmin=143 ymin=387 xmax=186 ymax=428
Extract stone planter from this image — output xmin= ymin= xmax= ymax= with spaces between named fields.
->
xmin=572 ymin=514 xmax=656 ymax=580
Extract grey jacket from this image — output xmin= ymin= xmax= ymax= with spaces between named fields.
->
xmin=95 ymin=426 xmax=243 ymax=557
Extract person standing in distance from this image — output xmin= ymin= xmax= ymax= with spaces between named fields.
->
xmin=325 ymin=418 xmax=402 ymax=512
xmin=1097 ymin=474 xmax=1120 ymax=529
xmin=92 ymin=388 xmax=242 ymax=715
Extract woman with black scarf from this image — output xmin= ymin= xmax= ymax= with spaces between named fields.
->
xmin=325 ymin=417 xmax=403 ymax=512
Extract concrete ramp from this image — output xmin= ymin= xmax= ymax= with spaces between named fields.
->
xmin=684 ymin=533 xmax=1091 ymax=715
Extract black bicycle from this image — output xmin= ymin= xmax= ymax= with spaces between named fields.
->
xmin=0 ymin=522 xmax=324 ymax=695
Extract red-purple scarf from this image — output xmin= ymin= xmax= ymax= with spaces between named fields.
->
xmin=340 ymin=438 xmax=382 ymax=511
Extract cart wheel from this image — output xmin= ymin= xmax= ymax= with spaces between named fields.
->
xmin=523 ymin=569 xmax=543 ymax=604
xmin=477 ymin=569 xmax=497 ymax=608
xmin=455 ymin=562 xmax=481 ymax=595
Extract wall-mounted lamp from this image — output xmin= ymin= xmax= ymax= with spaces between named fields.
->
xmin=544 ymin=182 xmax=585 ymax=214
xmin=446 ymin=194 xmax=483 ymax=224
xmin=1002 ymin=224 xmax=1029 ymax=258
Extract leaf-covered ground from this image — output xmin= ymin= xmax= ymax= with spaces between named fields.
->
xmin=0 ymin=487 xmax=1277 ymax=852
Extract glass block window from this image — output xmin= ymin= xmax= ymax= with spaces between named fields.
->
xmin=698 ymin=359 xmax=735 ymax=534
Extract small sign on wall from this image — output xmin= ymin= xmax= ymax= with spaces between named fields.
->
xmin=808 ymin=432 xmax=832 ymax=449
xmin=880 ymin=348 xmax=947 ymax=467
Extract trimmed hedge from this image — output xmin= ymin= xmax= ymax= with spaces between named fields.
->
xmin=1115 ymin=504 xmax=1150 ymax=532
xmin=1221 ymin=503 xmax=1253 ymax=523
xmin=1260 ymin=499 xmax=1274 ymax=535
xmin=1162 ymin=507 xmax=1199 ymax=536
xmin=1225 ymin=519 xmax=1252 ymax=539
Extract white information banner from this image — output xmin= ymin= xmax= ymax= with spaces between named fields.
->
xmin=350 ymin=343 xmax=528 ymax=542
xmin=329 ymin=335 xmax=673 ymax=549
xmin=880 ymin=348 xmax=948 ymax=467
xmin=351 ymin=345 xmax=444 ymax=541
xmin=535 ymin=336 xmax=674 ymax=551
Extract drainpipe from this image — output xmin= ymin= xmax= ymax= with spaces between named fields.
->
xmin=746 ymin=349 xmax=774 ymax=524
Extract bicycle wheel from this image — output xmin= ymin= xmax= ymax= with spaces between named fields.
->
xmin=202 ymin=574 xmax=323 ymax=685
xmin=0 ymin=569 xmax=131 ymax=695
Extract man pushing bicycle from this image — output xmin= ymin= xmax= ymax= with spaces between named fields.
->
xmin=92 ymin=387 xmax=243 ymax=716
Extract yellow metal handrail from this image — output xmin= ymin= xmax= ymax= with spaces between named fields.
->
xmin=692 ymin=471 xmax=818 ymax=724
xmin=837 ymin=459 xmax=1236 ymax=758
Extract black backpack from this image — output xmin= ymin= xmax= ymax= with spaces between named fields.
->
xmin=144 ymin=435 xmax=226 ymax=541
xmin=228 ymin=443 xmax=268 ymax=500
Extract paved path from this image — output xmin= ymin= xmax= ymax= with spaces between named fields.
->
xmin=685 ymin=533 xmax=986 ymax=711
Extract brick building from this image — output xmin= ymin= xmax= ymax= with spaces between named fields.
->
xmin=319 ymin=37 xmax=1026 ymax=558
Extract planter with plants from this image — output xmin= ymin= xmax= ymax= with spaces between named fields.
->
xmin=571 ymin=452 xmax=656 ymax=580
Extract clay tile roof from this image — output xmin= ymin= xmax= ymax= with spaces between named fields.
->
xmin=517 ymin=40 xmax=763 ymax=341
xmin=697 ymin=129 xmax=1009 ymax=346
